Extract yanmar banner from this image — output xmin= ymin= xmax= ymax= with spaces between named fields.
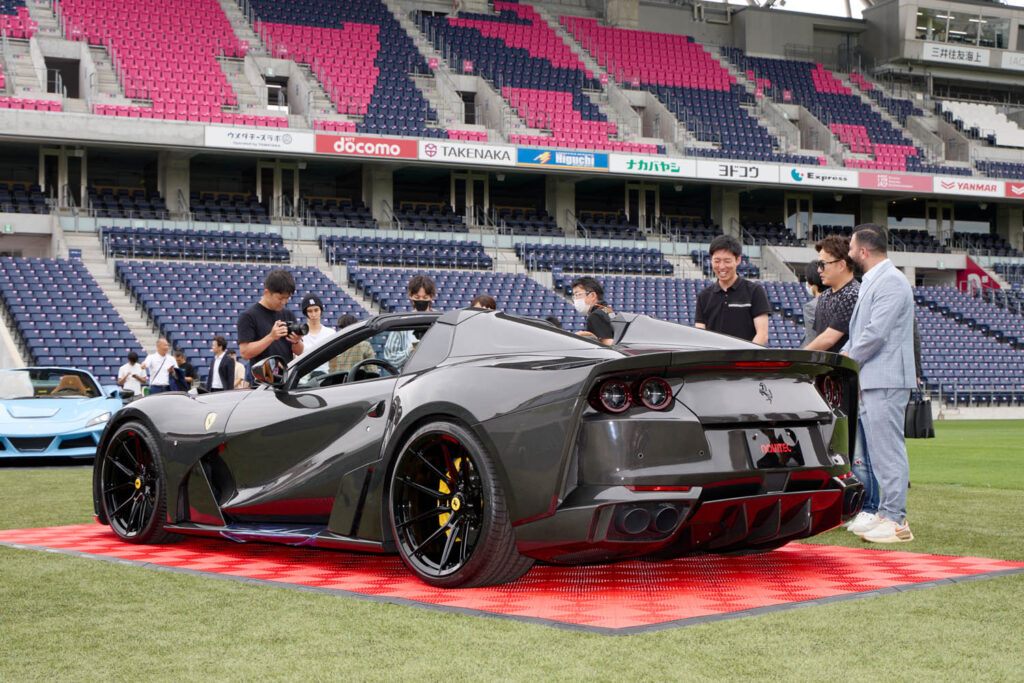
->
xmin=418 ymin=140 xmax=516 ymax=166
xmin=315 ymin=135 xmax=418 ymax=159
xmin=1006 ymin=182 xmax=1024 ymax=199
xmin=932 ymin=177 xmax=1004 ymax=198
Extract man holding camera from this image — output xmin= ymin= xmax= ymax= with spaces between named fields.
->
xmin=238 ymin=269 xmax=304 ymax=373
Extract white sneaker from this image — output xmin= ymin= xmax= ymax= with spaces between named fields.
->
xmin=847 ymin=511 xmax=882 ymax=535
xmin=862 ymin=518 xmax=914 ymax=543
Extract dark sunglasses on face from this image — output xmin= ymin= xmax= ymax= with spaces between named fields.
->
xmin=816 ymin=258 xmax=842 ymax=270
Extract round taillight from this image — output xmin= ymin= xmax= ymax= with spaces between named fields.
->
xmin=638 ymin=377 xmax=673 ymax=410
xmin=598 ymin=379 xmax=632 ymax=413
xmin=820 ymin=376 xmax=842 ymax=409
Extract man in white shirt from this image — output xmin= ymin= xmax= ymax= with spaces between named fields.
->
xmin=293 ymin=293 xmax=335 ymax=362
xmin=117 ymin=351 xmax=147 ymax=399
xmin=142 ymin=338 xmax=174 ymax=394
xmin=207 ymin=335 xmax=234 ymax=392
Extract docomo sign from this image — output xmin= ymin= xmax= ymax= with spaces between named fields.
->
xmin=932 ymin=177 xmax=1004 ymax=198
xmin=315 ymin=135 xmax=418 ymax=159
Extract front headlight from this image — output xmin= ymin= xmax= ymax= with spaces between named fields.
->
xmin=86 ymin=412 xmax=111 ymax=427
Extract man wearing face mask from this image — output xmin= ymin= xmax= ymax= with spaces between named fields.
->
xmin=571 ymin=276 xmax=614 ymax=345
xmin=382 ymin=274 xmax=436 ymax=368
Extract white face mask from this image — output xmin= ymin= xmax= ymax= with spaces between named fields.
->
xmin=573 ymin=297 xmax=590 ymax=314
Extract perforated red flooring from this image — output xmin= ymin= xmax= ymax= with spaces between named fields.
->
xmin=2 ymin=524 xmax=1022 ymax=633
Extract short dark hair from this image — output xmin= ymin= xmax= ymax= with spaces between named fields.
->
xmin=127 ymin=351 xmax=139 ymax=364
xmin=226 ymin=348 xmax=236 ymax=357
xmin=708 ymin=234 xmax=742 ymax=258
xmin=174 ymin=349 xmax=185 ymax=359
xmin=213 ymin=335 xmax=227 ymax=351
xmin=337 ymin=313 xmax=358 ymax=329
xmin=264 ymin=268 xmax=296 ymax=295
xmin=407 ymin=274 xmax=436 ymax=298
xmin=544 ymin=315 xmax=562 ymax=329
xmin=804 ymin=261 xmax=823 ymax=289
xmin=852 ymin=223 xmax=888 ymax=255
xmin=471 ymin=294 xmax=496 ymax=310
xmin=815 ymin=235 xmax=855 ymax=271
xmin=570 ymin=276 xmax=604 ymax=300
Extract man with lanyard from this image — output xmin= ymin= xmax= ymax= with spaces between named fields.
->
xmin=694 ymin=235 xmax=770 ymax=344
xmin=805 ymin=234 xmax=860 ymax=353
xmin=571 ymin=276 xmax=614 ymax=345
xmin=142 ymin=338 xmax=174 ymax=394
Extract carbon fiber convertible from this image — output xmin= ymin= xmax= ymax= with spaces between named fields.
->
xmin=93 ymin=309 xmax=863 ymax=588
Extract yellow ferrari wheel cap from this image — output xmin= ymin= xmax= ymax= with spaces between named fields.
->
xmin=134 ymin=478 xmax=142 ymax=490
xmin=450 ymin=496 xmax=462 ymax=512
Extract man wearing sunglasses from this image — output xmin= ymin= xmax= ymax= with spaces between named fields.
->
xmin=805 ymin=234 xmax=859 ymax=353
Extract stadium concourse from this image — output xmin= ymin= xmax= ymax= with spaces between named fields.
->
xmin=1 ymin=0 xmax=1024 ymax=414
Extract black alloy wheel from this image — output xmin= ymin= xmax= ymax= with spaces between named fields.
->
xmin=100 ymin=422 xmax=176 ymax=544
xmin=389 ymin=421 xmax=533 ymax=588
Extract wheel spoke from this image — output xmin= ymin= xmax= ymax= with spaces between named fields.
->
xmin=459 ymin=520 xmax=471 ymax=564
xmin=120 ymin=440 xmax=141 ymax=474
xmin=438 ymin=517 xmax=461 ymax=568
xmin=127 ymin=495 xmax=142 ymax=531
xmin=103 ymin=482 xmax=134 ymax=494
xmin=442 ymin=445 xmax=459 ymax=486
xmin=109 ymin=490 xmax=136 ymax=518
xmin=106 ymin=451 xmax=134 ymax=478
xmin=396 ymin=505 xmax=452 ymax=530
xmin=399 ymin=476 xmax=447 ymax=500
xmin=413 ymin=449 xmax=452 ymax=486
xmin=411 ymin=516 xmax=455 ymax=557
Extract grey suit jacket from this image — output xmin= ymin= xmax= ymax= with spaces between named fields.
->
xmin=841 ymin=259 xmax=916 ymax=390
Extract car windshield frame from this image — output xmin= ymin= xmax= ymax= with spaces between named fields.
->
xmin=0 ymin=368 xmax=102 ymax=400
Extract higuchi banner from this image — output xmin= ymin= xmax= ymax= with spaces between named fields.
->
xmin=957 ymin=255 xmax=1000 ymax=293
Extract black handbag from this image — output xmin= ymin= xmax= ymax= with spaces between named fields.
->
xmin=904 ymin=391 xmax=935 ymax=439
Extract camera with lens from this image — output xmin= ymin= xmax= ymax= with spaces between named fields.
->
xmin=286 ymin=321 xmax=309 ymax=336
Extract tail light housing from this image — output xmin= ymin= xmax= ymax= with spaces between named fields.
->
xmin=816 ymin=375 xmax=843 ymax=410
xmin=590 ymin=377 xmax=674 ymax=414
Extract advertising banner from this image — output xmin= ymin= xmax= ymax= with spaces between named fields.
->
xmin=609 ymin=154 xmax=696 ymax=178
xmin=1005 ymin=181 xmax=1024 ymax=199
xmin=858 ymin=172 xmax=932 ymax=193
xmin=696 ymin=160 xmax=779 ymax=184
xmin=418 ymin=140 xmax=516 ymax=166
xmin=932 ymin=177 xmax=1003 ymax=197
xmin=921 ymin=43 xmax=989 ymax=67
xmin=315 ymin=134 xmax=418 ymax=159
xmin=781 ymin=166 xmax=859 ymax=188
xmin=1001 ymin=51 xmax=1024 ymax=71
xmin=516 ymin=148 xmax=609 ymax=170
xmin=205 ymin=127 xmax=314 ymax=153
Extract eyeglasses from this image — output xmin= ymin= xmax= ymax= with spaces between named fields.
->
xmin=816 ymin=258 xmax=842 ymax=270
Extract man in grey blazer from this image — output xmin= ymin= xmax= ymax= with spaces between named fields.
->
xmin=842 ymin=224 xmax=916 ymax=543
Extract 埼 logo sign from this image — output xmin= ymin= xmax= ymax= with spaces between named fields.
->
xmin=315 ymin=135 xmax=418 ymax=158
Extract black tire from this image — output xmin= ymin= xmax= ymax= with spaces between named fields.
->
xmin=99 ymin=421 xmax=177 ymax=544
xmin=389 ymin=421 xmax=533 ymax=588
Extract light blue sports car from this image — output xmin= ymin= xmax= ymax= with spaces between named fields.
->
xmin=0 ymin=367 xmax=127 ymax=459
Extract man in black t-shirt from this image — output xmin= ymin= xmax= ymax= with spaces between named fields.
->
xmin=571 ymin=276 xmax=615 ymax=345
xmin=694 ymin=235 xmax=770 ymax=344
xmin=238 ymin=268 xmax=304 ymax=369
xmin=806 ymin=234 xmax=860 ymax=354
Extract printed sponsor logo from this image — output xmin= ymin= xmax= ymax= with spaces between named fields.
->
xmin=859 ymin=172 xmax=932 ymax=193
xmin=205 ymin=127 xmax=314 ymax=153
xmin=609 ymin=154 xmax=696 ymax=177
xmin=1001 ymin=51 xmax=1024 ymax=71
xmin=922 ymin=43 xmax=989 ymax=67
xmin=760 ymin=442 xmax=792 ymax=455
xmin=315 ymin=135 xmax=418 ymax=158
xmin=516 ymin=148 xmax=609 ymax=170
xmin=1006 ymin=182 xmax=1024 ymax=198
xmin=696 ymin=160 xmax=780 ymax=183
xmin=418 ymin=141 xmax=516 ymax=166
xmin=783 ymin=166 xmax=858 ymax=188
xmin=932 ymin=177 xmax=1003 ymax=197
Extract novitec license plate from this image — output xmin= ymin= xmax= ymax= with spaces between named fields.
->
xmin=747 ymin=428 xmax=805 ymax=468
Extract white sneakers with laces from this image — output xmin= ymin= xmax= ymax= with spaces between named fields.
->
xmin=861 ymin=517 xmax=914 ymax=543
xmin=846 ymin=511 xmax=882 ymax=535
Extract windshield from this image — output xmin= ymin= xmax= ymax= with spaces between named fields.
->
xmin=0 ymin=368 xmax=102 ymax=399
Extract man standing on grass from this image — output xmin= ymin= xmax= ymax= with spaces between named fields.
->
xmin=842 ymin=223 xmax=916 ymax=543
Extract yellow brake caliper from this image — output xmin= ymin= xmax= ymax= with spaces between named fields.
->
xmin=438 ymin=457 xmax=462 ymax=537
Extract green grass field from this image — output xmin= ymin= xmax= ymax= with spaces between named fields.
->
xmin=2 ymin=420 xmax=1022 ymax=681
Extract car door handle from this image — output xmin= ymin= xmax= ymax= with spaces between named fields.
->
xmin=367 ymin=400 xmax=386 ymax=418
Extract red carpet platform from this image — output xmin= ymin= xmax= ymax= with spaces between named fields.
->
xmin=2 ymin=524 xmax=1022 ymax=633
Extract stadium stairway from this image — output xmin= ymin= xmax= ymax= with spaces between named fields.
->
xmin=24 ymin=0 xmax=58 ymax=37
xmin=216 ymin=0 xmax=265 ymax=56
xmin=1 ymin=39 xmax=45 ymax=100
xmin=64 ymin=233 xmax=160 ymax=355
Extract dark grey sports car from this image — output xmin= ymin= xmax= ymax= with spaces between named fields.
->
xmin=93 ymin=309 xmax=863 ymax=587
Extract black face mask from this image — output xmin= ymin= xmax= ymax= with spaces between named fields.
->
xmin=411 ymin=299 xmax=430 ymax=311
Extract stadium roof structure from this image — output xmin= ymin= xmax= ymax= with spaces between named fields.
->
xmin=696 ymin=0 xmax=1024 ymax=20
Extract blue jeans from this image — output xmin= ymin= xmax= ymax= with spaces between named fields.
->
xmin=851 ymin=418 xmax=879 ymax=514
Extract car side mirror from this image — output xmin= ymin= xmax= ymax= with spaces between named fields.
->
xmin=118 ymin=389 xmax=135 ymax=400
xmin=251 ymin=356 xmax=287 ymax=388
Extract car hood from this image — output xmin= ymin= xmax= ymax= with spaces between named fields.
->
xmin=0 ymin=397 xmax=119 ymax=424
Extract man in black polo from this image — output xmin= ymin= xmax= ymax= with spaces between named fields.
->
xmin=694 ymin=235 xmax=770 ymax=344
xmin=571 ymin=275 xmax=615 ymax=345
